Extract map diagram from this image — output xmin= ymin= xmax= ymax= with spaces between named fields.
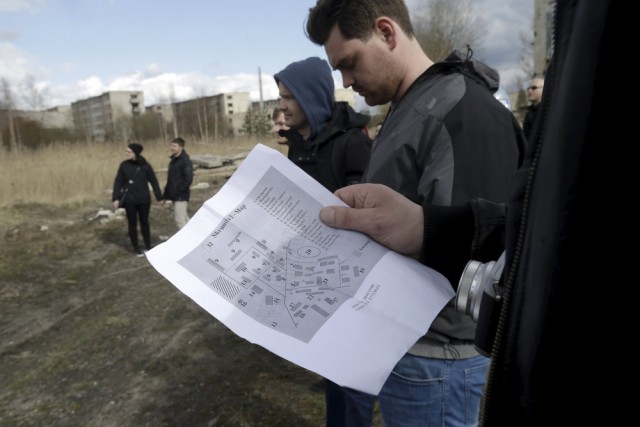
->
xmin=178 ymin=167 xmax=386 ymax=342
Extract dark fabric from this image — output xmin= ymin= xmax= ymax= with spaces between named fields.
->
xmin=281 ymin=102 xmax=371 ymax=193
xmin=421 ymin=204 xmax=475 ymax=287
xmin=274 ymin=57 xmax=334 ymax=139
xmin=522 ymin=103 xmax=538 ymax=141
xmin=163 ymin=151 xmax=193 ymax=201
xmin=125 ymin=203 xmax=151 ymax=250
xmin=112 ymin=157 xmax=162 ymax=206
xmin=481 ymin=1 xmax=618 ymax=424
xmin=325 ymin=379 xmax=347 ymax=427
xmin=413 ymin=1 xmax=618 ymax=422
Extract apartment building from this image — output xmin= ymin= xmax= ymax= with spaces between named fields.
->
xmin=169 ymin=92 xmax=251 ymax=138
xmin=533 ymin=0 xmax=554 ymax=77
xmin=71 ymin=91 xmax=143 ymax=141
xmin=15 ymin=105 xmax=73 ymax=129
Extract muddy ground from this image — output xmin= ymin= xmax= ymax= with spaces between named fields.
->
xmin=0 ymin=161 xmax=385 ymax=427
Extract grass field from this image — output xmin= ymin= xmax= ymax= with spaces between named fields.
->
xmin=0 ymin=137 xmax=285 ymax=207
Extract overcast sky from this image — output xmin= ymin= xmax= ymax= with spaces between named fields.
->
xmin=0 ymin=0 xmax=533 ymax=110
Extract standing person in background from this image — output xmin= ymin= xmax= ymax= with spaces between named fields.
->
xmin=274 ymin=56 xmax=372 ymax=425
xmin=113 ymin=143 xmax=163 ymax=257
xmin=272 ymin=107 xmax=290 ymax=146
xmin=274 ymin=56 xmax=371 ymax=194
xmin=161 ymin=137 xmax=193 ymax=229
xmin=522 ymin=76 xmax=544 ymax=140
xmin=306 ymin=0 xmax=524 ymax=426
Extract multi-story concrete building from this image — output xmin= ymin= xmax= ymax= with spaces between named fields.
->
xmin=71 ymin=91 xmax=143 ymax=141
xmin=335 ymin=88 xmax=357 ymax=109
xmin=168 ymin=92 xmax=251 ymax=138
xmin=255 ymin=88 xmax=359 ymax=116
xmin=15 ymin=105 xmax=73 ymax=129
xmin=533 ymin=0 xmax=555 ymax=77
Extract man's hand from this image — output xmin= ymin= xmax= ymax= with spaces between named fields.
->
xmin=319 ymin=184 xmax=424 ymax=257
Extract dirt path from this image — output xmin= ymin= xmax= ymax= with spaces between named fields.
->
xmin=0 ymin=167 xmax=331 ymax=426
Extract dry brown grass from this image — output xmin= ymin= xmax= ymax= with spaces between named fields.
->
xmin=0 ymin=137 xmax=287 ymax=208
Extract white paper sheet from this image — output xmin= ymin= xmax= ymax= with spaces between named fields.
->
xmin=146 ymin=143 xmax=454 ymax=395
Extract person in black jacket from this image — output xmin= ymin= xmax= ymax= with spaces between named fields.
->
xmin=272 ymin=107 xmax=290 ymax=146
xmin=306 ymin=1 xmax=523 ymax=425
xmin=275 ymin=56 xmax=372 ymax=425
xmin=161 ymin=137 xmax=193 ymax=229
xmin=112 ymin=143 xmax=163 ymax=256
xmin=522 ymin=76 xmax=544 ymax=140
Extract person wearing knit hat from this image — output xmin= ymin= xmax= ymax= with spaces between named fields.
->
xmin=128 ymin=142 xmax=143 ymax=156
xmin=274 ymin=56 xmax=372 ymax=194
xmin=112 ymin=142 xmax=163 ymax=257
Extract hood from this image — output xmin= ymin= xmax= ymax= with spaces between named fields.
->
xmin=281 ymin=101 xmax=371 ymax=148
xmin=442 ymin=48 xmax=500 ymax=92
xmin=274 ymin=57 xmax=334 ymax=139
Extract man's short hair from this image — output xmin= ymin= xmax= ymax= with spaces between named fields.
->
xmin=306 ymin=0 xmax=415 ymax=45
xmin=171 ymin=137 xmax=186 ymax=147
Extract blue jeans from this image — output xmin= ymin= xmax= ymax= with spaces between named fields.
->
xmin=341 ymin=353 xmax=489 ymax=427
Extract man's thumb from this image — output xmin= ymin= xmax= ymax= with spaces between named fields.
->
xmin=319 ymin=207 xmax=336 ymax=226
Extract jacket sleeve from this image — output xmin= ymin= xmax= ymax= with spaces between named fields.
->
xmin=178 ymin=158 xmax=193 ymax=194
xmin=420 ymin=199 xmax=506 ymax=288
xmin=146 ymin=164 xmax=163 ymax=201
xmin=112 ymin=164 xmax=125 ymax=202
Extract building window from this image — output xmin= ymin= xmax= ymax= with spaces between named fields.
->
xmin=229 ymin=110 xmax=233 ymax=114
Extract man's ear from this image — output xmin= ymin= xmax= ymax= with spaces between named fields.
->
xmin=375 ymin=17 xmax=397 ymax=49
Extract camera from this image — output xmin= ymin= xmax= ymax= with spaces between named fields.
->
xmin=455 ymin=251 xmax=506 ymax=357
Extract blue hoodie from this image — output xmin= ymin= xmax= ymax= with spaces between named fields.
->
xmin=274 ymin=57 xmax=334 ymax=139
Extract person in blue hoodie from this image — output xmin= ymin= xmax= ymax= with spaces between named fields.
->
xmin=274 ymin=56 xmax=372 ymax=425
xmin=274 ymin=57 xmax=371 ymax=194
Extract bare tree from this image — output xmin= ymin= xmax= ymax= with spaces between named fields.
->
xmin=413 ymin=0 xmax=487 ymax=62
xmin=22 ymin=75 xmax=47 ymax=111
xmin=506 ymin=28 xmax=535 ymax=121
xmin=518 ymin=29 xmax=535 ymax=80
xmin=164 ymin=84 xmax=179 ymax=139
xmin=20 ymin=75 xmax=50 ymax=148
xmin=1 ymin=78 xmax=20 ymax=152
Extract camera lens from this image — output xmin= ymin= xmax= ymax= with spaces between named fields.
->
xmin=456 ymin=259 xmax=494 ymax=321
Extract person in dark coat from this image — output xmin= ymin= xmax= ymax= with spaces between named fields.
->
xmin=274 ymin=56 xmax=372 ymax=425
xmin=522 ymin=76 xmax=544 ymax=140
xmin=305 ymin=1 xmax=523 ymax=425
xmin=161 ymin=137 xmax=193 ymax=229
xmin=113 ymin=143 xmax=163 ymax=256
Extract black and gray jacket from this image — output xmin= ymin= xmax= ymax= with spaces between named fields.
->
xmin=163 ymin=151 xmax=193 ymax=202
xmin=112 ymin=157 xmax=163 ymax=206
xmin=367 ymin=50 xmax=525 ymax=359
